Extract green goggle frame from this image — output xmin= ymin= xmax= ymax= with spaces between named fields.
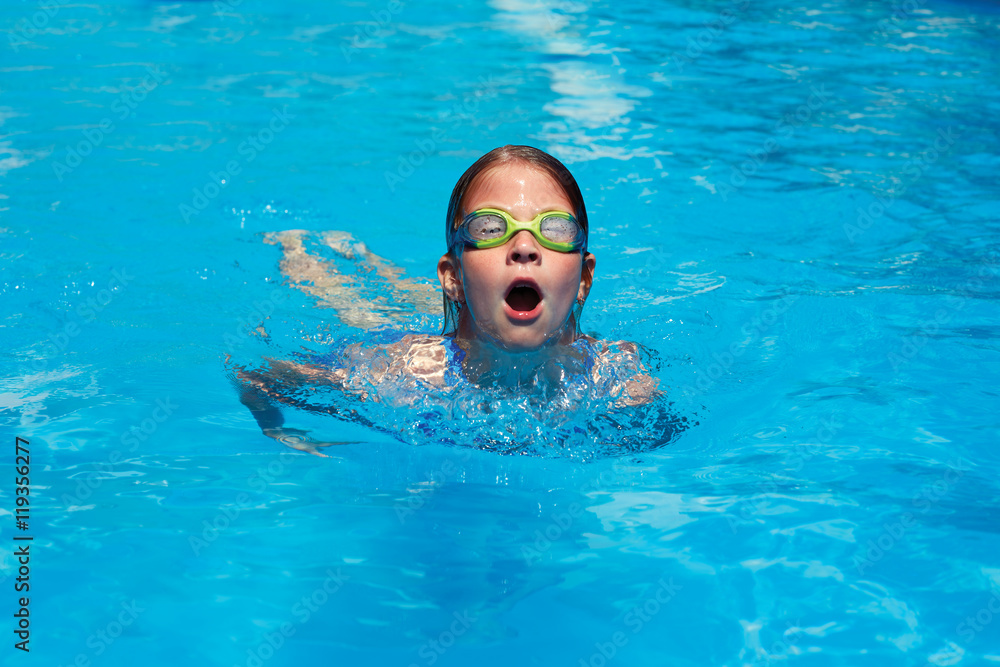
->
xmin=451 ymin=208 xmax=587 ymax=253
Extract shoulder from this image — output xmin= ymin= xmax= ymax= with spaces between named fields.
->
xmin=343 ymin=334 xmax=452 ymax=386
xmin=397 ymin=334 xmax=451 ymax=378
xmin=577 ymin=336 xmax=641 ymax=366
xmin=336 ymin=333 xmax=447 ymax=361
xmin=582 ymin=337 xmax=660 ymax=406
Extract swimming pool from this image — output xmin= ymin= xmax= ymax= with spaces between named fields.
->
xmin=2 ymin=0 xmax=999 ymax=664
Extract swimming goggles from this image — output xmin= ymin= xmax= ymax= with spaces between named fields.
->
xmin=451 ymin=208 xmax=587 ymax=253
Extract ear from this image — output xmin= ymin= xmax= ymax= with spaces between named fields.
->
xmin=437 ymin=253 xmax=465 ymax=304
xmin=577 ymin=252 xmax=596 ymax=303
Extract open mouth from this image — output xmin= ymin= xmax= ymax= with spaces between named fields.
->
xmin=505 ymin=284 xmax=542 ymax=313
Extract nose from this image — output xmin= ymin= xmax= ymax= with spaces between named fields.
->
xmin=507 ymin=230 xmax=540 ymax=264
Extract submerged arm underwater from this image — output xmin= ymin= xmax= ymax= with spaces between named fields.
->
xmin=230 ymin=366 xmax=355 ymax=457
xmin=229 ymin=364 xmax=374 ymax=457
xmin=229 ymin=229 xmax=440 ymax=455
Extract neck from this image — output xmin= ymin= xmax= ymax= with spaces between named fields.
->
xmin=453 ymin=332 xmax=589 ymax=390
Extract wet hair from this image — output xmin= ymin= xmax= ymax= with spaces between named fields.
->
xmin=441 ymin=145 xmax=590 ymax=336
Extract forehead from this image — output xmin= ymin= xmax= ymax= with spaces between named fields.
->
xmin=464 ymin=162 xmax=573 ymax=211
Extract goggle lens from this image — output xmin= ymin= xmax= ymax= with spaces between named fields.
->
xmin=457 ymin=209 xmax=585 ymax=252
xmin=538 ymin=215 xmax=579 ymax=244
xmin=467 ymin=213 xmax=507 ymax=241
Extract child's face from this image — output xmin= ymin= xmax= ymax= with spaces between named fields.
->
xmin=442 ymin=162 xmax=595 ymax=350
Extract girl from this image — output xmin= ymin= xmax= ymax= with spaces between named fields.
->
xmin=232 ymin=145 xmax=661 ymax=456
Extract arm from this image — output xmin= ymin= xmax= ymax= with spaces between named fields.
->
xmin=228 ymin=359 xmax=355 ymax=457
xmin=232 ymin=229 xmax=435 ymax=451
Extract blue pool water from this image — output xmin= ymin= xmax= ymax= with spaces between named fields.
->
xmin=2 ymin=0 xmax=1000 ymax=664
